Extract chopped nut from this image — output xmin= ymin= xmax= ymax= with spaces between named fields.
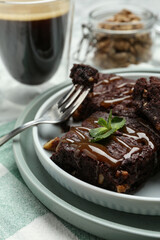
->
xmin=121 ymin=170 xmax=129 ymax=179
xmin=115 ymin=170 xmax=129 ymax=179
xmin=143 ymin=89 xmax=148 ymax=98
xmin=116 ymin=184 xmax=130 ymax=193
xmin=115 ymin=170 xmax=121 ymax=177
xmin=43 ymin=137 xmax=60 ymax=151
xmin=98 ymin=173 xmax=104 ymax=184
xmin=143 ymin=102 xmax=147 ymax=107
xmin=89 ymin=77 xmax=94 ymax=82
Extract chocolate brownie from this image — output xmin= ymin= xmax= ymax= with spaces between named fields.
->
xmin=44 ymin=64 xmax=160 ymax=194
xmin=73 ymin=73 xmax=136 ymax=121
xmin=50 ymin=111 xmax=160 ymax=193
xmin=70 ymin=64 xmax=99 ymax=87
xmin=133 ymin=77 xmax=160 ymax=131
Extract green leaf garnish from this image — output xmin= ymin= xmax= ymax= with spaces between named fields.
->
xmin=111 ymin=117 xmax=126 ymax=130
xmin=106 ymin=109 xmax=112 ymax=129
xmin=89 ymin=110 xmax=126 ymax=142
xmin=97 ymin=118 xmax=108 ymax=128
xmin=90 ymin=128 xmax=116 ymax=142
xmin=89 ymin=127 xmax=108 ymax=138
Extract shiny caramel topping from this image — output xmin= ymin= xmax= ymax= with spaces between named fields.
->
xmin=117 ymin=82 xmax=134 ymax=88
xmin=100 ymin=78 xmax=134 ymax=107
xmin=96 ymin=79 xmax=109 ymax=86
xmin=109 ymin=76 xmax=123 ymax=81
xmin=94 ymin=76 xmax=134 ymax=104
xmin=122 ymin=127 xmax=155 ymax=150
xmin=101 ymin=95 xmax=132 ymax=108
xmin=62 ymin=123 xmax=156 ymax=167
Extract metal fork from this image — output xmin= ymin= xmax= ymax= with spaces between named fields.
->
xmin=0 ymin=84 xmax=90 ymax=146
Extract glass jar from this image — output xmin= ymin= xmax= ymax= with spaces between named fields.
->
xmin=75 ymin=4 xmax=157 ymax=69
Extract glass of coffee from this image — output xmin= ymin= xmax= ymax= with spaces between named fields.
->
xmin=0 ymin=0 xmax=73 ymax=105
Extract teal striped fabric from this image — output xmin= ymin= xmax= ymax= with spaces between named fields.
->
xmin=0 ymin=121 xmax=99 ymax=240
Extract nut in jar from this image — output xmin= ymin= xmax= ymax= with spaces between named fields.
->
xmin=75 ymin=5 xmax=157 ymax=69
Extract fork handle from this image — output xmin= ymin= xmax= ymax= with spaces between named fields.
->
xmin=0 ymin=118 xmax=55 ymax=146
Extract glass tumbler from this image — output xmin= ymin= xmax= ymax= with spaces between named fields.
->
xmin=0 ymin=0 xmax=73 ymax=106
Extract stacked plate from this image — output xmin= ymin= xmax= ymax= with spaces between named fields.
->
xmin=13 ymin=70 xmax=160 ymax=240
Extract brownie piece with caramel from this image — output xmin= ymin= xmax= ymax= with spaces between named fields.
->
xmin=49 ymin=111 xmax=160 ymax=193
xmin=44 ymin=64 xmax=160 ymax=194
xmin=73 ymin=73 xmax=136 ymax=121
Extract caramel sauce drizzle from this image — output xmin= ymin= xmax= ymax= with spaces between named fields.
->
xmin=123 ymin=127 xmax=155 ymax=150
xmin=109 ymin=76 xmax=123 ymax=81
xmin=93 ymin=76 xmax=135 ymax=106
xmin=117 ymin=82 xmax=134 ymax=88
xmin=101 ymin=81 xmax=134 ymax=107
xmin=63 ymin=124 xmax=155 ymax=167
xmin=101 ymin=95 xmax=132 ymax=108
xmin=96 ymin=79 xmax=109 ymax=86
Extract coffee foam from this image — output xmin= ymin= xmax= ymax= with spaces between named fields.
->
xmin=0 ymin=0 xmax=69 ymax=21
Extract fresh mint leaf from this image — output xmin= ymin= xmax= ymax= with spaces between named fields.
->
xmin=89 ymin=110 xmax=126 ymax=142
xmin=89 ymin=127 xmax=107 ymax=138
xmin=106 ymin=109 xmax=112 ymax=129
xmin=111 ymin=117 xmax=126 ymax=130
xmin=97 ymin=118 xmax=108 ymax=128
xmin=90 ymin=128 xmax=116 ymax=142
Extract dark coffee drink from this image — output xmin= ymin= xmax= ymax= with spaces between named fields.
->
xmin=0 ymin=1 xmax=69 ymax=85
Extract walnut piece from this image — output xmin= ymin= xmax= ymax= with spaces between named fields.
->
xmin=98 ymin=173 xmax=104 ymax=184
xmin=116 ymin=184 xmax=130 ymax=193
xmin=43 ymin=137 xmax=60 ymax=151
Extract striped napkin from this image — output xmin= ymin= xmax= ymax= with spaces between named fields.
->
xmin=0 ymin=121 xmax=100 ymax=240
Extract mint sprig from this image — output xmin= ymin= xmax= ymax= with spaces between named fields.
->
xmin=89 ymin=110 xmax=126 ymax=142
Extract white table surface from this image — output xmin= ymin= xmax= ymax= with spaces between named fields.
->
xmin=1 ymin=0 xmax=160 ymax=124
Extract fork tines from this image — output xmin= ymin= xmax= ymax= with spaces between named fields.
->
xmin=58 ymin=84 xmax=90 ymax=114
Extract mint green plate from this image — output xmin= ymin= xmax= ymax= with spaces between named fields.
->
xmin=13 ymin=71 xmax=160 ymax=240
